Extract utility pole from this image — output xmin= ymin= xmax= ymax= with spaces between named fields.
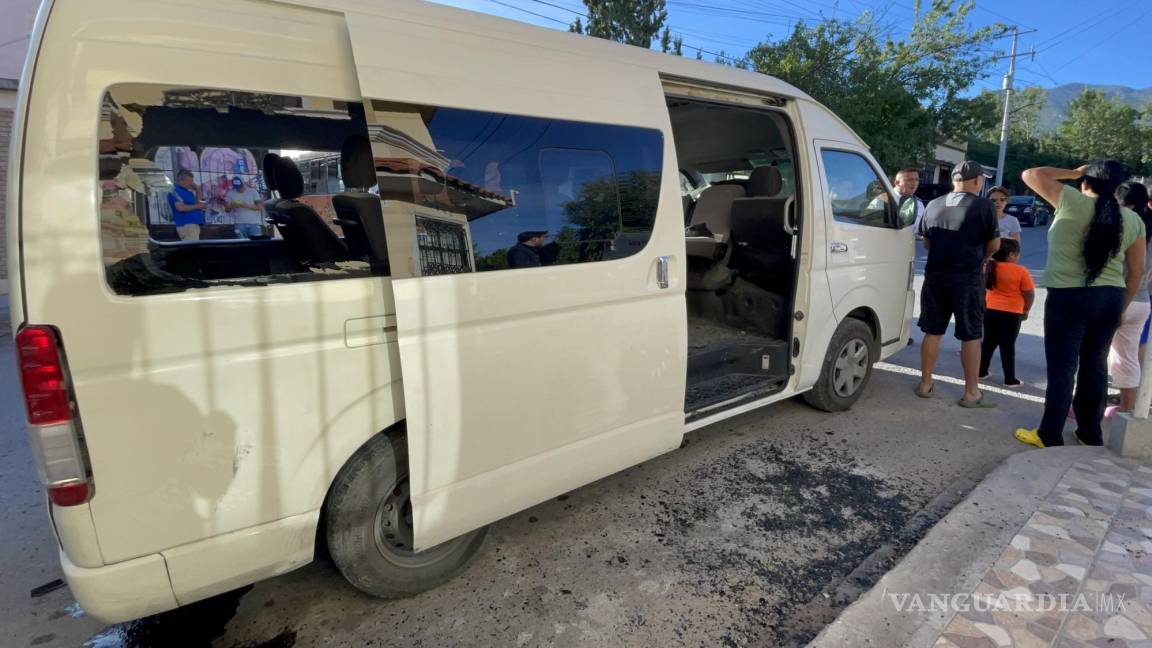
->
xmin=994 ymin=28 xmax=1018 ymax=187
xmin=993 ymin=28 xmax=1037 ymax=187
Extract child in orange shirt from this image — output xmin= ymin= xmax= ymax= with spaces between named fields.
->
xmin=980 ymin=238 xmax=1035 ymax=387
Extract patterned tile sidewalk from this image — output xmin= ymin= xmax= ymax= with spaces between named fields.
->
xmin=934 ymin=456 xmax=1152 ymax=647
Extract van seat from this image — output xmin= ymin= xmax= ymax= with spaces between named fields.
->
xmin=746 ymin=165 xmax=783 ymax=197
xmin=729 ymin=196 xmax=794 ymax=294
xmin=687 ymin=184 xmax=745 ymax=240
xmin=263 ymin=155 xmax=352 ymax=265
xmin=332 ymin=135 xmax=389 ymax=274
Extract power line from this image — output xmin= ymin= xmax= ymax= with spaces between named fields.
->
xmin=1046 ymin=10 xmax=1148 ymax=74
xmin=491 ymin=0 xmax=1017 ymax=68
xmin=971 ymin=4 xmax=1034 ymax=30
xmin=525 ymin=0 xmax=582 ymax=16
xmin=498 ymin=0 xmax=746 ymax=63
xmin=1031 ymin=3 xmax=1127 ymax=54
xmin=526 ymin=0 xmax=760 ymax=47
xmin=1018 ymin=64 xmax=1059 ymax=86
xmin=488 ymin=0 xmax=569 ymax=25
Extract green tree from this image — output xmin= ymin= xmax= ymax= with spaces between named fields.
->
xmin=657 ymin=27 xmax=684 ymax=56
xmin=1055 ymin=89 xmax=1150 ymax=173
xmin=967 ymin=86 xmax=1073 ymax=191
xmin=975 ymin=86 xmax=1048 ymax=144
xmin=572 ymin=0 xmax=667 ymax=48
xmin=548 ymin=171 xmax=662 ymax=265
xmin=743 ymin=0 xmax=1004 ymax=172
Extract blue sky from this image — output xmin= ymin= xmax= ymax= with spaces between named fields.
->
xmin=430 ymin=0 xmax=1152 ymax=92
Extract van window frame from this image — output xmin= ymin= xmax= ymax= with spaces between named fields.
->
xmin=818 ymin=147 xmax=900 ymax=229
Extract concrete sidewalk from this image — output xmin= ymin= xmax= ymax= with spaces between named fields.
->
xmin=810 ymin=447 xmax=1152 ymax=648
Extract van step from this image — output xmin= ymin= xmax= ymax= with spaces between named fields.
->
xmin=685 ymin=373 xmax=785 ymax=414
xmin=688 ymin=340 xmax=789 ymax=384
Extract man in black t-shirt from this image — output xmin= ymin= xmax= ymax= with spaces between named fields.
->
xmin=916 ymin=161 xmax=1000 ymax=408
xmin=508 ymin=231 xmax=548 ymax=269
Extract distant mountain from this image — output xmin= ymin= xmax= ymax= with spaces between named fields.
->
xmin=1038 ymin=83 xmax=1152 ymax=131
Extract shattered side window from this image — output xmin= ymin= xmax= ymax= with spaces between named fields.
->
xmin=98 ymin=84 xmax=382 ymax=296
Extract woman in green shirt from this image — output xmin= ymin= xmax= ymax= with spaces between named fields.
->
xmin=1015 ymin=160 xmax=1146 ymax=448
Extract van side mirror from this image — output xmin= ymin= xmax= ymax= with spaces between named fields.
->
xmin=897 ymin=195 xmax=918 ymax=229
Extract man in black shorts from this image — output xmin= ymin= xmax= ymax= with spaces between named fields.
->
xmin=916 ymin=161 xmax=1000 ymax=407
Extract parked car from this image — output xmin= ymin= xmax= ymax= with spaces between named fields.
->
xmin=1006 ymin=195 xmax=1050 ymax=227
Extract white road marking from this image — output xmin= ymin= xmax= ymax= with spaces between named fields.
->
xmin=875 ymin=362 xmax=1047 ymax=404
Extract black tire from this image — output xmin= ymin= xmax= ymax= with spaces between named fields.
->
xmin=803 ymin=318 xmax=878 ymax=412
xmin=325 ymin=431 xmax=488 ymax=598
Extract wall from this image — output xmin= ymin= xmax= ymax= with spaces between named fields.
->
xmin=1 ymin=86 xmax=14 ymax=295
xmin=0 ymin=0 xmax=38 ymax=296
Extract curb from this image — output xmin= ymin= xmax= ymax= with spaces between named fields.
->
xmin=806 ymin=446 xmax=1112 ymax=648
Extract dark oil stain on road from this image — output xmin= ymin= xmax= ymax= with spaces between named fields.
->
xmin=81 ymin=585 xmax=297 ymax=648
xmin=653 ymin=434 xmax=921 ymax=647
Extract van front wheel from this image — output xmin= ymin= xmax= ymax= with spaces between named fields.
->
xmin=325 ymin=431 xmax=488 ymax=598
xmin=803 ymin=318 xmax=877 ymax=412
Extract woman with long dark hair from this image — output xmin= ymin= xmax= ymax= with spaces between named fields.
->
xmin=1108 ymin=181 xmax=1152 ymax=416
xmin=1015 ymin=160 xmax=1146 ymax=448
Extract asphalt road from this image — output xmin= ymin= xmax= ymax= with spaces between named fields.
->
xmin=1 ymin=225 xmax=1055 ymax=648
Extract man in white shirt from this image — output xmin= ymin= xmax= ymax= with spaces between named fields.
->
xmin=894 ymin=167 xmax=927 ymax=232
xmin=225 ymin=176 xmax=264 ymax=238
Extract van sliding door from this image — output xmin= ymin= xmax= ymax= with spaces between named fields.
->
xmin=342 ymin=9 xmax=688 ymax=549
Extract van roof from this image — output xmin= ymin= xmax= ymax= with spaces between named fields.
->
xmin=268 ymin=0 xmax=814 ymax=103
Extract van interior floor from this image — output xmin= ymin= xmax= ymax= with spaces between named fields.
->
xmin=685 ymin=318 xmax=789 ymax=415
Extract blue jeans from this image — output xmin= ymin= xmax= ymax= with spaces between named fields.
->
xmin=1038 ymin=286 xmax=1125 ymax=446
xmin=234 ymin=222 xmax=264 ymax=238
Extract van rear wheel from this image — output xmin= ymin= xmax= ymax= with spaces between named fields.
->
xmin=803 ymin=318 xmax=877 ymax=412
xmin=325 ymin=431 xmax=488 ymax=598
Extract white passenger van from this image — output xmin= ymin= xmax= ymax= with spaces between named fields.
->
xmin=8 ymin=0 xmax=917 ymax=623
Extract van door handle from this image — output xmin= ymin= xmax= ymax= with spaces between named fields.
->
xmin=657 ymin=256 xmax=670 ymax=289
xmin=831 ymin=242 xmax=848 ymax=254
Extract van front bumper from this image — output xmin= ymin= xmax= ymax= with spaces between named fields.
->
xmin=60 ymin=548 xmax=178 ymax=624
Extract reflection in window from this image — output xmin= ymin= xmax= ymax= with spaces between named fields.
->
xmin=821 ymin=150 xmax=893 ymax=228
xmin=365 ymin=100 xmax=664 ymax=277
xmin=98 ymin=85 xmax=380 ymax=296
xmin=416 ymin=216 xmax=472 ymax=275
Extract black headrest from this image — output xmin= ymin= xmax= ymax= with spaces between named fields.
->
xmin=747 ymin=166 xmax=783 ymax=197
xmin=340 ymin=135 xmax=377 ymax=189
xmin=731 ymin=197 xmax=792 ymax=247
xmin=270 ymin=156 xmax=304 ymax=200
xmin=262 ymin=153 xmax=282 ymax=192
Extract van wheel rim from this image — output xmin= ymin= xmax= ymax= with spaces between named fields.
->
xmin=833 ymin=339 xmax=868 ymax=397
xmin=373 ymin=476 xmax=465 ymax=567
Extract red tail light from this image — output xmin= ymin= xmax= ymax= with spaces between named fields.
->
xmin=49 ymin=482 xmax=91 ymax=507
xmin=15 ymin=326 xmax=92 ymax=506
xmin=17 ymin=326 xmax=72 ymax=425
